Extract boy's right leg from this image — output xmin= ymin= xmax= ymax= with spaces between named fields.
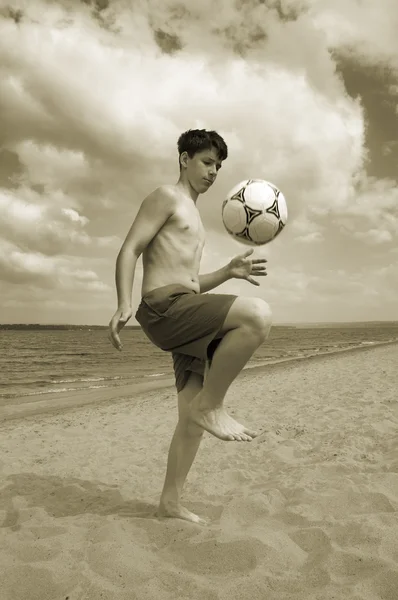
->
xmin=158 ymin=371 xmax=206 ymax=524
xmin=190 ymin=296 xmax=272 ymax=441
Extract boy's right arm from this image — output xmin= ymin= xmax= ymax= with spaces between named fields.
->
xmin=108 ymin=186 xmax=176 ymax=351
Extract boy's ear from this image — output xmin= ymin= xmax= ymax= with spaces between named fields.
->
xmin=180 ymin=151 xmax=189 ymax=168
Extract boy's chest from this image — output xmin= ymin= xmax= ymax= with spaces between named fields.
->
xmin=170 ymin=206 xmax=206 ymax=243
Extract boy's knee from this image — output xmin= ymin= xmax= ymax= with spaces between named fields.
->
xmin=244 ymin=298 xmax=272 ymax=334
xmin=221 ymin=296 xmax=272 ymax=336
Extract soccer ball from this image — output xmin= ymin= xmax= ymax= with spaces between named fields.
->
xmin=222 ymin=179 xmax=288 ymax=245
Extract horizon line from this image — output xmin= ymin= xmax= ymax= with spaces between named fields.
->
xmin=1 ymin=320 xmax=398 ymax=327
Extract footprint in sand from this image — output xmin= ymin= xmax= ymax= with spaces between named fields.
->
xmin=164 ymin=538 xmax=262 ymax=575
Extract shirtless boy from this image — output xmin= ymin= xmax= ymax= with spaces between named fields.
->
xmin=109 ymin=129 xmax=272 ymax=523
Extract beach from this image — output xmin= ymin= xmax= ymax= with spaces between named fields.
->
xmin=1 ymin=342 xmax=398 ymax=600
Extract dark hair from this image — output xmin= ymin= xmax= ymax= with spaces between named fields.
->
xmin=177 ymin=129 xmax=228 ymax=167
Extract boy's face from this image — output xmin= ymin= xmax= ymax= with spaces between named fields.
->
xmin=182 ymin=146 xmax=223 ymax=194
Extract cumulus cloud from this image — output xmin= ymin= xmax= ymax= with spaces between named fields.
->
xmin=290 ymin=215 xmax=325 ymax=244
xmin=0 ymin=237 xmax=111 ymax=291
xmin=354 ymin=229 xmax=393 ymax=245
xmin=0 ymin=0 xmax=397 ymax=323
xmin=0 ymin=1 xmax=364 ymax=189
xmin=296 ymin=232 xmax=324 ymax=244
xmin=0 ymin=186 xmax=117 ymax=255
xmin=305 ymin=0 xmax=398 ymax=69
xmin=16 ymin=142 xmax=89 ymax=191
xmin=328 ymin=175 xmax=398 ymax=246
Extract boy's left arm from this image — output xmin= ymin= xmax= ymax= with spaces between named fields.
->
xmin=199 ymin=249 xmax=267 ymax=293
xmin=199 ymin=265 xmax=231 ymax=294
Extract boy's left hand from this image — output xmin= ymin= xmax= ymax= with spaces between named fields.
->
xmin=228 ymin=248 xmax=267 ymax=286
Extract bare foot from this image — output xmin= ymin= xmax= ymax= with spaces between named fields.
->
xmin=190 ymin=395 xmax=257 ymax=441
xmin=157 ymin=502 xmax=208 ymax=525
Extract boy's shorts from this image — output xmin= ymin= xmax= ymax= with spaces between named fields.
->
xmin=135 ymin=284 xmax=237 ymax=392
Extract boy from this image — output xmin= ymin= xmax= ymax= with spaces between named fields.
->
xmin=109 ymin=129 xmax=272 ymax=523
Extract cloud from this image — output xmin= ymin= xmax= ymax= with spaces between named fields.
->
xmin=0 ymin=1 xmax=363 ymax=174
xmin=0 ymin=186 xmax=96 ymax=255
xmin=0 ymin=0 xmax=397 ymax=324
xmin=329 ymin=175 xmax=398 ymax=247
xmin=296 ymin=232 xmax=324 ymax=244
xmin=305 ymin=0 xmax=398 ymax=69
xmin=261 ymin=263 xmax=398 ymax=322
xmin=354 ymin=229 xmax=393 ymax=245
xmin=382 ymin=141 xmax=398 ymax=156
xmin=15 ymin=141 xmax=89 ymax=191
xmin=0 ymin=237 xmax=111 ymax=291
xmin=0 ymin=3 xmax=367 ymax=227
xmin=290 ymin=215 xmax=325 ymax=244
xmin=62 ymin=208 xmax=88 ymax=226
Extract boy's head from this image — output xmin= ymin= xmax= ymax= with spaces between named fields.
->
xmin=177 ymin=129 xmax=228 ymax=169
xmin=177 ymin=129 xmax=228 ymax=194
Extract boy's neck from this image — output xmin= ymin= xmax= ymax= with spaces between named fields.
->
xmin=176 ymin=175 xmax=200 ymax=204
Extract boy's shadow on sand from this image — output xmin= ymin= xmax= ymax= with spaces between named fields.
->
xmin=0 ymin=473 xmax=157 ymax=529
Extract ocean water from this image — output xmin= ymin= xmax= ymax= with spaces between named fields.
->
xmin=1 ymin=324 xmax=398 ymax=404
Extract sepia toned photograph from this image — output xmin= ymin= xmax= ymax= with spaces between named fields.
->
xmin=1 ymin=1 xmax=397 ymax=599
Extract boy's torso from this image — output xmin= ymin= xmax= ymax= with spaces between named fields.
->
xmin=141 ymin=187 xmax=206 ymax=296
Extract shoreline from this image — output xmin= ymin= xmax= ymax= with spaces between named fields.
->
xmin=1 ymin=338 xmax=397 ymax=424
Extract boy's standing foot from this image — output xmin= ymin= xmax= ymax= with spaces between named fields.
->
xmin=157 ymin=502 xmax=208 ymax=525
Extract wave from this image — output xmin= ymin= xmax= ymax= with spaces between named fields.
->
xmin=146 ymin=373 xmax=166 ymax=377
xmin=0 ymin=372 xmax=168 ymax=399
xmin=51 ymin=376 xmax=122 ymax=384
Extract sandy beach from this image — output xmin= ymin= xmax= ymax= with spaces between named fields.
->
xmin=1 ymin=343 xmax=398 ymax=600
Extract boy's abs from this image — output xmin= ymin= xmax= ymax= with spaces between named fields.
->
xmin=141 ymin=223 xmax=205 ymax=296
xmin=141 ymin=262 xmax=200 ymax=296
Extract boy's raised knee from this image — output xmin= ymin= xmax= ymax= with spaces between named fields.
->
xmin=243 ymin=297 xmax=272 ymax=336
xmin=221 ymin=296 xmax=272 ymax=336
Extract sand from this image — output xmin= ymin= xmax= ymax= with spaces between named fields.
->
xmin=1 ymin=343 xmax=398 ymax=600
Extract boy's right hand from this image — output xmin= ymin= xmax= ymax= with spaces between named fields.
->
xmin=108 ymin=306 xmax=132 ymax=351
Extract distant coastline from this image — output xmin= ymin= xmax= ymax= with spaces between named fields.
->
xmin=0 ymin=324 xmax=141 ymax=330
xmin=0 ymin=322 xmax=397 ymax=330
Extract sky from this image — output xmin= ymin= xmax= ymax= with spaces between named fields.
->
xmin=0 ymin=0 xmax=397 ymax=325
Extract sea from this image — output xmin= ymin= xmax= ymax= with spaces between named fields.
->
xmin=1 ymin=323 xmax=398 ymax=408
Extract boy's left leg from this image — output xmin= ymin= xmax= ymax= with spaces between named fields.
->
xmin=157 ymin=371 xmax=207 ymax=524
